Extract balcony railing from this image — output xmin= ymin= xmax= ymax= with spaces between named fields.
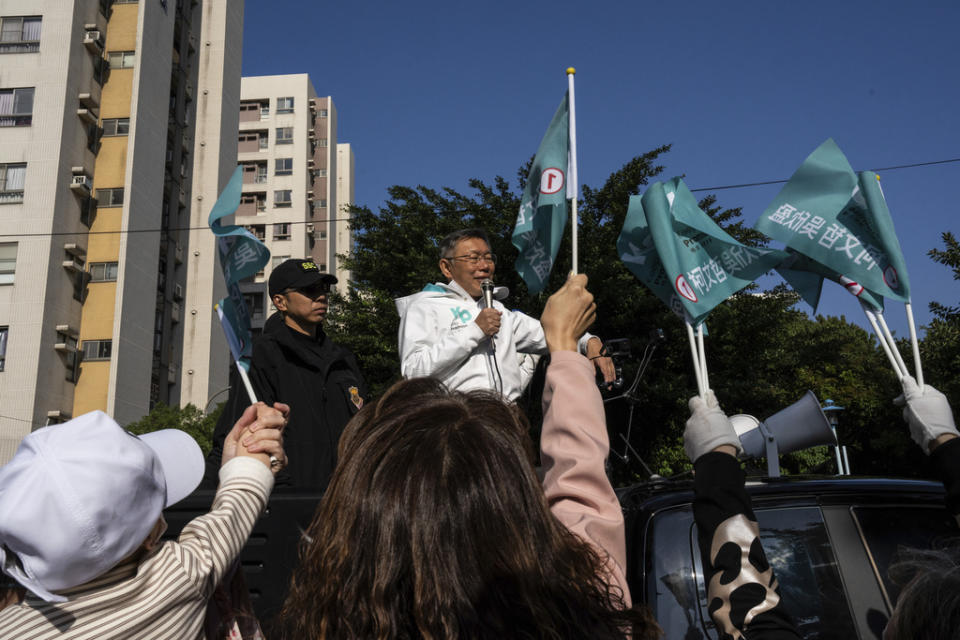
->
xmin=0 ymin=115 xmax=31 ymax=127
xmin=0 ymin=190 xmax=24 ymax=204
xmin=0 ymin=41 xmax=40 ymax=54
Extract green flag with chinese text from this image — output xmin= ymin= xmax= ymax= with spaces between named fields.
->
xmin=619 ymin=177 xmax=785 ymax=326
xmin=755 ymin=139 xmax=909 ymax=304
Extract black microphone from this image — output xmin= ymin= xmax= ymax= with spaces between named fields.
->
xmin=481 ymin=279 xmax=494 ymax=309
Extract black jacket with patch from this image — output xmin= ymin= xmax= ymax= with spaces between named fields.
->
xmin=204 ymin=314 xmax=368 ymax=492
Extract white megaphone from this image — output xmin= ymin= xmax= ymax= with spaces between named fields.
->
xmin=730 ymin=390 xmax=837 ymax=477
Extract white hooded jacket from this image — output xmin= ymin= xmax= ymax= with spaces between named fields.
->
xmin=395 ymin=280 xmax=594 ymax=400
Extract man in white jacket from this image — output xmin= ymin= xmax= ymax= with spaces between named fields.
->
xmin=396 ymin=229 xmax=614 ymax=400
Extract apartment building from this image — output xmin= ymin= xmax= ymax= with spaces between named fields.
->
xmin=0 ymin=0 xmax=242 ymax=462
xmin=233 ymin=74 xmax=354 ymax=333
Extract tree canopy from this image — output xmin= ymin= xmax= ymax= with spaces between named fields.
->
xmin=322 ymin=147 xmax=946 ymax=483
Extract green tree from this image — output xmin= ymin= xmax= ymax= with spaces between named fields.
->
xmin=328 ymin=145 xmax=917 ymax=482
xmin=920 ymin=231 xmax=960 ymax=408
xmin=125 ymin=403 xmax=223 ymax=456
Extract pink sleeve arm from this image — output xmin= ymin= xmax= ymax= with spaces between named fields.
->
xmin=541 ymin=350 xmax=631 ymax=607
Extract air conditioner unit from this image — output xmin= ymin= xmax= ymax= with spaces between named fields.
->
xmin=174 ymin=242 xmax=183 ymax=264
xmin=173 ymin=283 xmax=183 ymax=300
xmin=305 ymin=223 xmax=315 ymax=234
xmin=83 ymin=31 xmax=102 ymax=53
xmin=62 ymin=258 xmax=84 ymax=273
xmin=70 ymin=175 xmax=92 ymax=194
xmin=171 ymin=301 xmax=181 ymax=323
xmin=63 ymin=243 xmax=86 ymax=258
xmin=78 ymin=91 xmax=100 ymax=109
xmin=76 ymin=108 xmax=97 ymax=125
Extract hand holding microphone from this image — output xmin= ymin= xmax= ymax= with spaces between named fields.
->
xmin=475 ymin=279 xmax=501 ymax=338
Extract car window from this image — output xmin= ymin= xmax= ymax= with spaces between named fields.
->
xmin=852 ymin=505 xmax=960 ymax=607
xmin=645 ymin=505 xmax=858 ymax=639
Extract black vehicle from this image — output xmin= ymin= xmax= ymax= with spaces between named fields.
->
xmin=619 ymin=475 xmax=959 ymax=640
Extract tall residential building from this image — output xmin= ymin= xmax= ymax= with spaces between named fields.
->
xmin=0 ymin=0 xmax=242 ymax=463
xmin=232 ymin=74 xmax=354 ymax=336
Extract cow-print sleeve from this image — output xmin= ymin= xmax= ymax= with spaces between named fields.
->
xmin=693 ymin=452 xmax=801 ymax=640
xmin=930 ymin=436 xmax=960 ymax=527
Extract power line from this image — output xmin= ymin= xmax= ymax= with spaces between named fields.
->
xmin=0 ymin=216 xmax=354 ymax=239
xmin=1 ymin=156 xmax=958 ymax=239
xmin=688 ymin=157 xmax=960 ymax=193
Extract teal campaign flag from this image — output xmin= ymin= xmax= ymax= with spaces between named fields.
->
xmin=755 ymin=139 xmax=909 ymax=304
xmin=512 ymin=94 xmax=570 ymax=294
xmin=208 ymin=166 xmax=271 ymax=368
xmin=776 ymin=250 xmax=884 ymax=313
xmin=618 ymin=177 xmax=785 ymax=326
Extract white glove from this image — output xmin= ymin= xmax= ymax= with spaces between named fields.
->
xmin=894 ymin=376 xmax=958 ymax=453
xmin=684 ymin=390 xmax=743 ymax=463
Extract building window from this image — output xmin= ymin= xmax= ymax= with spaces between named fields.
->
xmin=319 ymin=199 xmax=327 ymax=208
xmin=101 ymin=117 xmax=129 ymax=136
xmin=0 ymin=163 xmax=25 ymax=204
xmin=107 ymin=50 xmax=135 ymax=69
xmin=318 ymin=109 xmax=328 ymax=117
xmin=319 ymin=229 xmax=327 ymax=240
xmin=96 ymin=188 xmax=124 ymax=207
xmin=274 ymin=157 xmax=293 ymax=176
xmin=243 ymin=292 xmax=264 ymax=320
xmin=275 ymin=127 xmax=293 ymax=144
xmin=89 ymin=261 xmax=118 ymax=282
xmin=0 ymin=243 xmax=15 ymax=284
xmin=317 ymin=169 xmax=327 ymax=178
xmin=0 ymin=16 xmax=41 ymax=53
xmin=81 ymin=339 xmax=112 ymax=361
xmin=274 ymin=190 xmax=292 ymax=207
xmin=0 ymin=326 xmax=6 ymax=371
xmin=317 ymin=138 xmax=328 ymax=147
xmin=272 ymin=255 xmax=290 ymax=269
xmin=0 ymin=87 xmax=33 ymax=126
xmin=246 ymin=224 xmax=265 ymax=241
xmin=276 ymin=96 xmax=294 ymax=113
xmin=273 ymin=223 xmax=291 ymax=240
xmin=319 ymin=263 xmax=327 ymax=272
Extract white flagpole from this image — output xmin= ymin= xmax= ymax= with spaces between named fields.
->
xmin=696 ymin=323 xmax=710 ymax=392
xmin=876 ymin=312 xmax=909 ymax=376
xmin=685 ymin=320 xmax=705 ymax=399
xmin=904 ymin=301 xmax=924 ymax=387
xmin=566 ymin=67 xmax=578 ymax=274
xmin=236 ymin=361 xmax=258 ymax=404
xmin=861 ymin=304 xmax=907 ymax=378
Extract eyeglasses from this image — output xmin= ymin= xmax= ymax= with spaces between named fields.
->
xmin=286 ymin=284 xmax=330 ymax=299
xmin=443 ymin=253 xmax=497 ymax=265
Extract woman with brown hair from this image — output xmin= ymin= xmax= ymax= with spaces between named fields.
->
xmin=275 ymin=274 xmax=660 ymax=639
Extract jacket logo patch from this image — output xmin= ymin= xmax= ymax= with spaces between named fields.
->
xmin=349 ymin=386 xmax=363 ymax=409
xmin=450 ymin=306 xmax=472 ymax=323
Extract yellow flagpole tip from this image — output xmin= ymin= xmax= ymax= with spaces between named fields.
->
xmin=566 ymin=67 xmax=576 ymax=75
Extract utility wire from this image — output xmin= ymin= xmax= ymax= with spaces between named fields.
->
xmin=0 ymin=216 xmax=354 ymax=239
xmin=1 ymin=157 xmax=958 ymax=239
xmin=688 ymin=157 xmax=960 ymax=192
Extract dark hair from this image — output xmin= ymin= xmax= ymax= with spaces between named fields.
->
xmin=887 ymin=546 xmax=960 ymax=640
xmin=438 ymin=228 xmax=491 ymax=261
xmin=276 ymin=378 xmax=659 ymax=639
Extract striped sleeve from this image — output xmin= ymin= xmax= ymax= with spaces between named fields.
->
xmin=174 ymin=456 xmax=274 ymax=598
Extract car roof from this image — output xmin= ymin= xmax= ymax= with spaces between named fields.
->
xmin=618 ymin=475 xmax=946 ymax=514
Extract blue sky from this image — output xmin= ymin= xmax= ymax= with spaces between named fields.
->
xmin=241 ymin=0 xmax=958 ymax=338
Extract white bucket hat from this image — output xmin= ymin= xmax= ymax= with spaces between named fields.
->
xmin=0 ymin=410 xmax=204 ymax=602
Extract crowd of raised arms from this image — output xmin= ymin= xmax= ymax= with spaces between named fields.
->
xmin=0 ymin=229 xmax=958 ymax=640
